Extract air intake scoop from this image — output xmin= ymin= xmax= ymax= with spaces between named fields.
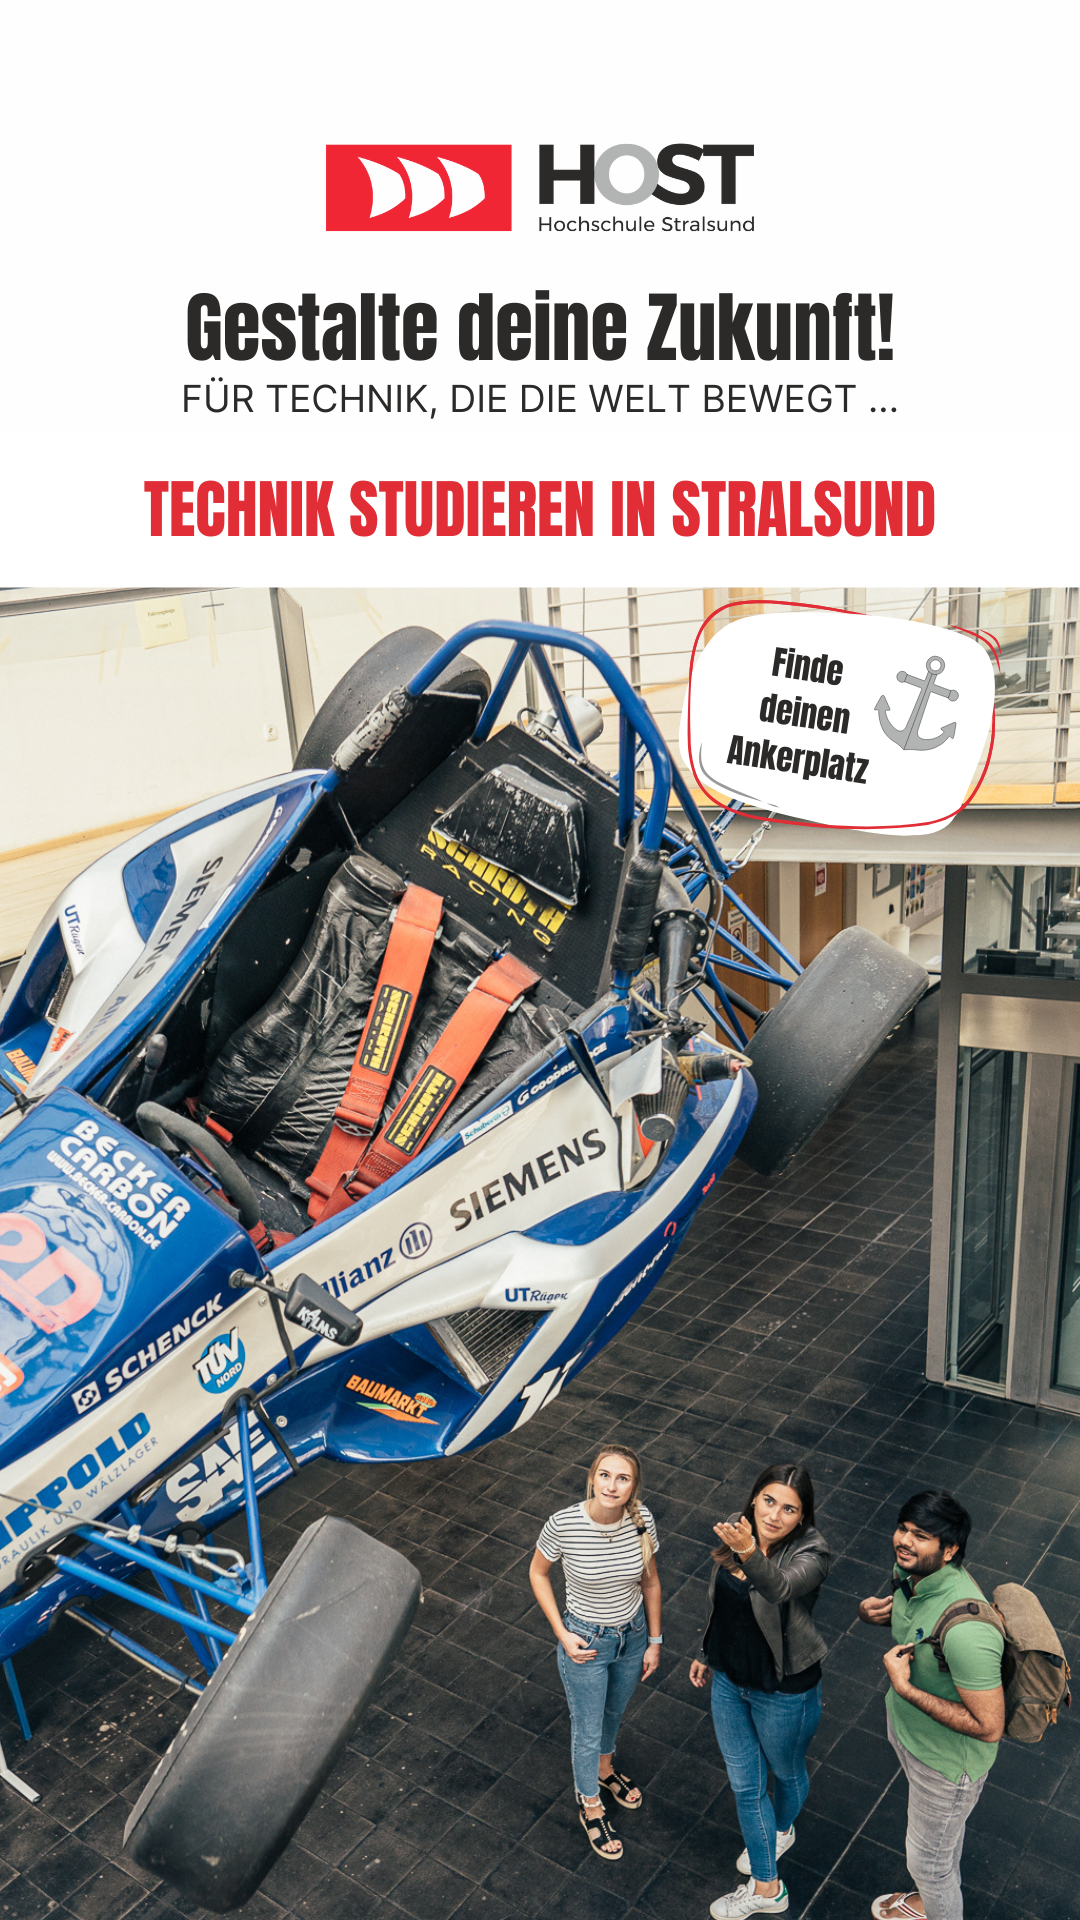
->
xmin=435 ymin=764 xmax=587 ymax=908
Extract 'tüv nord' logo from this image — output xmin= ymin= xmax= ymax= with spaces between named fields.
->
xmin=326 ymin=146 xmax=511 ymax=231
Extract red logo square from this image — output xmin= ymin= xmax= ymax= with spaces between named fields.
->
xmin=326 ymin=145 xmax=512 ymax=231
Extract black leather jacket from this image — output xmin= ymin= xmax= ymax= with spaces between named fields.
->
xmin=700 ymin=1518 xmax=831 ymax=1684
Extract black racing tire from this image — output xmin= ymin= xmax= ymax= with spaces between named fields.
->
xmin=123 ymin=1515 xmax=421 ymax=1913
xmin=294 ymin=625 xmax=490 ymax=771
xmin=736 ymin=927 xmax=928 ymax=1178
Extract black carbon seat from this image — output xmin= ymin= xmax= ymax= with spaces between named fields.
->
xmin=200 ymin=851 xmax=564 ymax=1188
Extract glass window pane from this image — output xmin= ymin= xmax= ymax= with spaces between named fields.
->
xmin=949 ymin=1046 xmax=1025 ymax=1387
xmin=1052 ymin=1070 xmax=1080 ymax=1395
xmin=964 ymin=865 xmax=1080 ymax=977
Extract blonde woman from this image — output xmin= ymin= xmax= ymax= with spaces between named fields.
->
xmin=529 ymin=1441 xmax=661 ymax=1861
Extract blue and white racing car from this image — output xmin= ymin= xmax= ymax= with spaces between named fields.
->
xmin=0 ymin=620 xmax=926 ymax=1907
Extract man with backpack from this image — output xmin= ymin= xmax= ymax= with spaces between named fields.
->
xmin=858 ymin=1490 xmax=1004 ymax=1920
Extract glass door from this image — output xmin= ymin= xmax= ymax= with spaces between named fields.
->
xmin=948 ymin=1046 xmax=1026 ymax=1387
xmin=1051 ymin=1068 xmax=1080 ymax=1396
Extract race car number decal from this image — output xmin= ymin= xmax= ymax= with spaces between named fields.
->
xmin=0 ymin=1212 xmax=102 ymax=1332
xmin=512 ymin=1355 xmax=581 ymax=1429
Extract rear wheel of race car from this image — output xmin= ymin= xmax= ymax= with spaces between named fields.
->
xmin=736 ymin=927 xmax=928 ymax=1178
xmin=124 ymin=1516 xmax=421 ymax=1914
xmin=294 ymin=626 xmax=490 ymax=835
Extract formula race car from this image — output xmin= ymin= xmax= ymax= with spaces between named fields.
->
xmin=0 ymin=619 xmax=926 ymax=1907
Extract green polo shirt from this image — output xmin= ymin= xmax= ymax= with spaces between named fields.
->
xmin=886 ymin=1560 xmax=1003 ymax=1784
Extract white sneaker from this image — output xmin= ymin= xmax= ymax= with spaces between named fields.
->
xmin=709 ymin=1881 xmax=789 ymax=1917
xmin=736 ymin=1827 xmax=794 ymax=1877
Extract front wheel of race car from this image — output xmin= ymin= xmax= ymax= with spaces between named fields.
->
xmin=124 ymin=1516 xmax=421 ymax=1913
xmin=736 ymin=926 xmax=928 ymax=1178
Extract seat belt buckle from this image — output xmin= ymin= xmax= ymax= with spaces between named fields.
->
xmin=331 ymin=1110 xmax=376 ymax=1139
xmin=341 ymin=1167 xmax=375 ymax=1206
xmin=389 ymin=893 xmax=443 ymax=938
xmin=464 ymin=977 xmax=526 ymax=1015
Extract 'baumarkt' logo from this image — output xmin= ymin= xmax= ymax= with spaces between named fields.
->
xmin=326 ymin=146 xmax=511 ymax=231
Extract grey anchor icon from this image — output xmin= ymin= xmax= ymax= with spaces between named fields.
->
xmin=876 ymin=655 xmax=959 ymax=752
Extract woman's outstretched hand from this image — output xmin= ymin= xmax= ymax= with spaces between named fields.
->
xmin=714 ymin=1516 xmax=756 ymax=1557
xmin=641 ymin=1644 xmax=661 ymax=1681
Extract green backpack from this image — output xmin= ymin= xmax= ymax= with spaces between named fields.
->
xmin=928 ymin=1582 xmax=1072 ymax=1744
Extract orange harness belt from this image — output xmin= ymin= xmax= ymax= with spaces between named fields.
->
xmin=314 ymin=948 xmax=540 ymax=1222
xmin=306 ymin=884 xmax=444 ymax=1217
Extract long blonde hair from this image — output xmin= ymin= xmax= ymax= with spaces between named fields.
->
xmin=585 ymin=1442 xmax=653 ymax=1570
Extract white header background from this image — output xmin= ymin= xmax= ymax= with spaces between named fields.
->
xmin=0 ymin=2 xmax=1073 ymax=583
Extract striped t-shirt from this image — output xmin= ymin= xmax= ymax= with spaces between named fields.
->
xmin=537 ymin=1502 xmax=660 ymax=1626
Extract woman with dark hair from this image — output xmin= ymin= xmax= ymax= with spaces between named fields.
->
xmin=690 ymin=1463 xmax=830 ymax=1918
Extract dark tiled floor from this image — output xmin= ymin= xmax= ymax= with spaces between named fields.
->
xmin=2 ymin=999 xmax=1079 ymax=1919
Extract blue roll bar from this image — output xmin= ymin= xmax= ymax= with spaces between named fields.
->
xmin=408 ymin=621 xmax=672 ymax=852
xmin=409 ymin=619 xmax=801 ymax=994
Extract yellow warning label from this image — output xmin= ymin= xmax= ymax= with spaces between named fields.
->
xmin=360 ymin=985 xmax=413 ymax=1076
xmin=385 ymin=1064 xmax=457 ymax=1155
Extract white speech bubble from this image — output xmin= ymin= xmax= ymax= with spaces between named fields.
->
xmin=680 ymin=610 xmax=996 ymax=833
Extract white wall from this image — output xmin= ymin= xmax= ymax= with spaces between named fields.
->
xmin=289 ymin=586 xmax=531 ymax=721
xmin=0 ymin=591 xmax=291 ymax=853
xmin=856 ymin=863 xmax=904 ymax=942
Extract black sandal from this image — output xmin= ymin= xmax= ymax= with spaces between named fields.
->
xmin=600 ymin=1767 xmax=641 ymax=1810
xmin=578 ymin=1794 xmax=622 ymax=1858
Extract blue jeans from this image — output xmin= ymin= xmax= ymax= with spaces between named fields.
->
xmin=556 ymin=1606 xmax=648 ymax=1797
xmin=887 ymin=1714 xmax=986 ymax=1920
xmin=710 ymin=1669 xmax=822 ymax=1882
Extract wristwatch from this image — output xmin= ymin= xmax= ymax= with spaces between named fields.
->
xmin=648 ymin=1635 xmax=663 ymax=1645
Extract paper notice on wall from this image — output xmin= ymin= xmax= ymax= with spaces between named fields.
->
xmin=136 ymin=599 xmax=188 ymax=648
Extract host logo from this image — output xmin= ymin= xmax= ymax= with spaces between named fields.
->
xmin=539 ymin=144 xmax=753 ymax=206
xmin=327 ymin=145 xmax=511 ymax=231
